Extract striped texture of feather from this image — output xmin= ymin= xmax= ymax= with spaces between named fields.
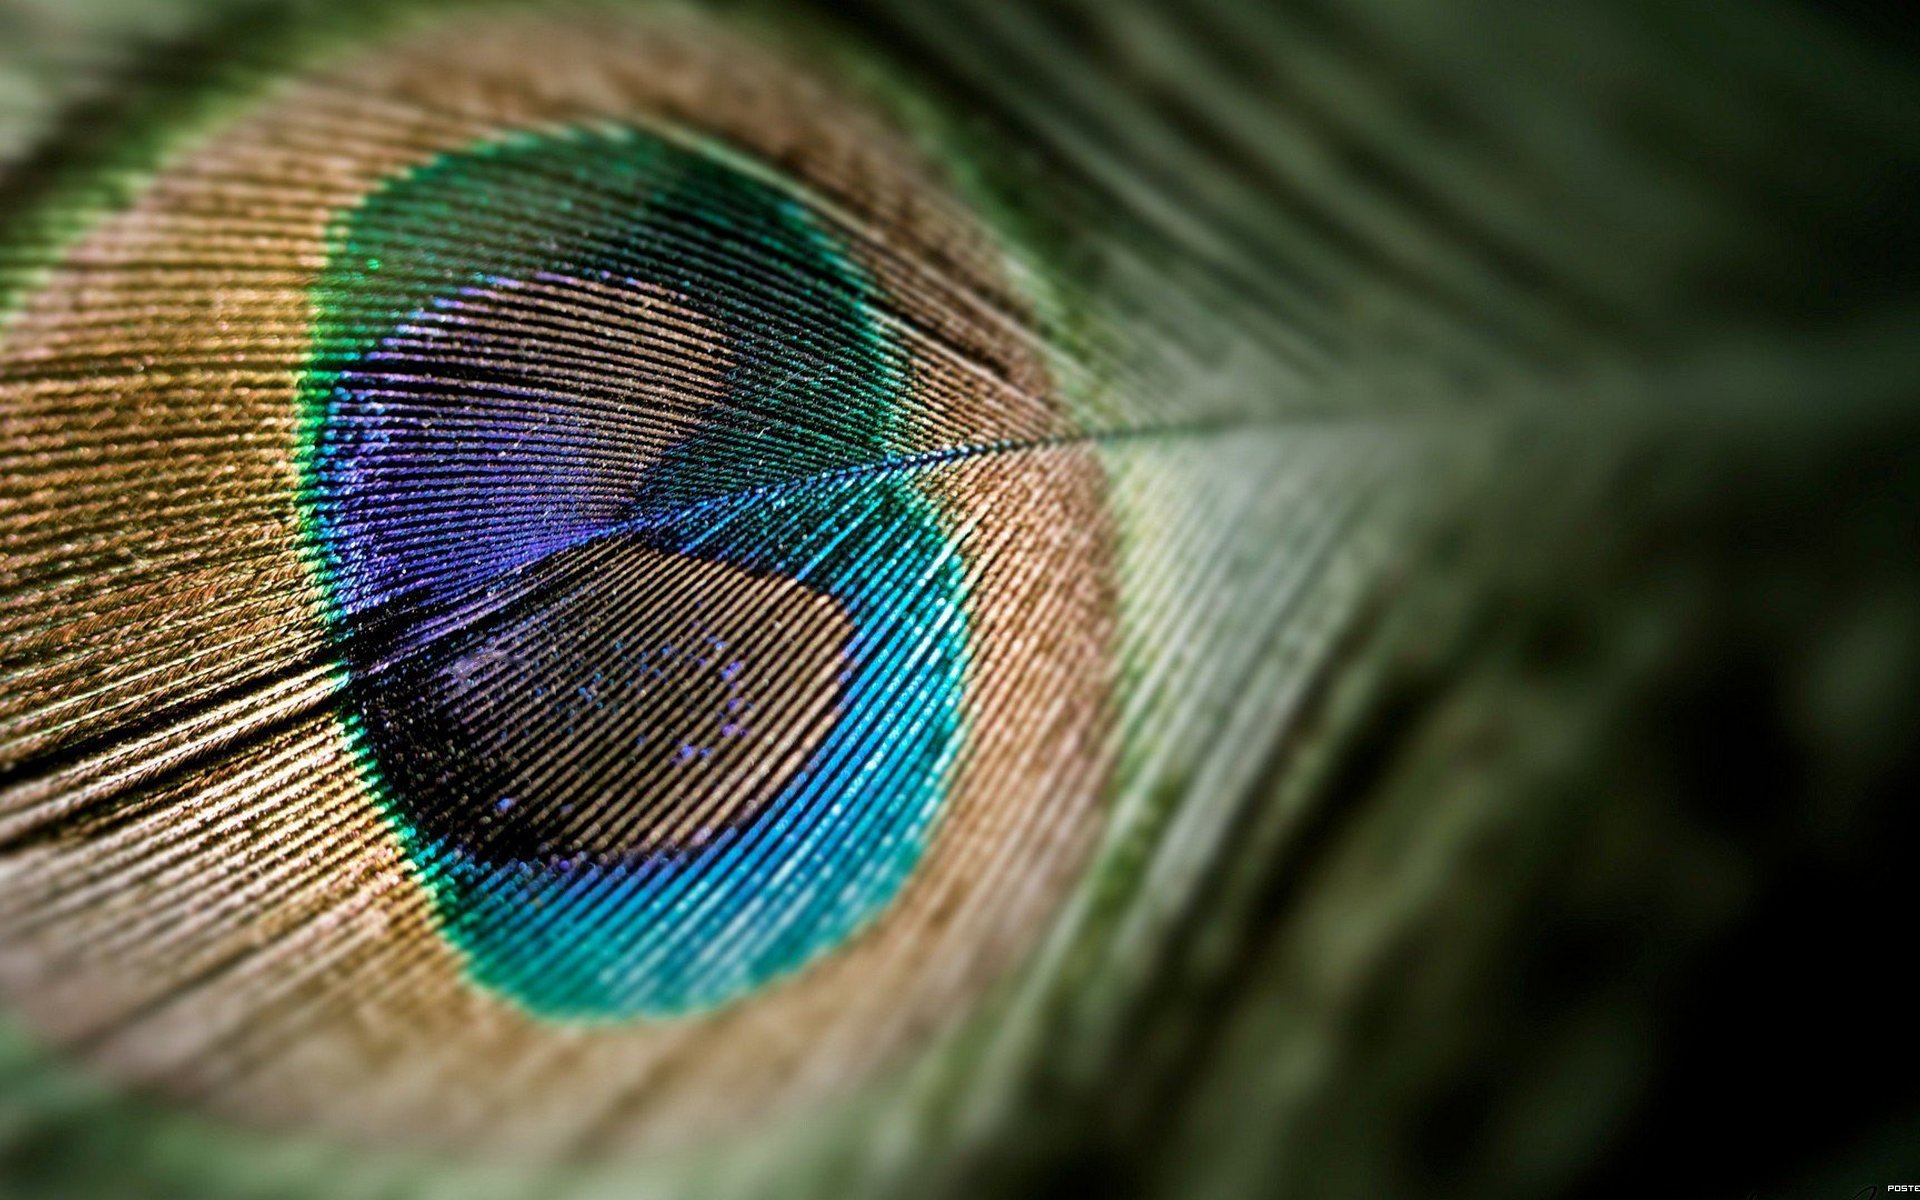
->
xmin=2 ymin=0 xmax=1918 ymax=1197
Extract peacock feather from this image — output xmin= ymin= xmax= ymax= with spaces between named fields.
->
xmin=1 ymin=0 xmax=1917 ymax=1196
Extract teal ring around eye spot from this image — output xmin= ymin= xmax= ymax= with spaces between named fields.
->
xmin=296 ymin=127 xmax=972 ymax=1020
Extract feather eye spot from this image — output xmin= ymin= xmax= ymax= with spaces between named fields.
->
xmin=0 ymin=8 xmax=1114 ymax=1153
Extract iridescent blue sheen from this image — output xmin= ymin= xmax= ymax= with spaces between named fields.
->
xmin=298 ymin=128 xmax=969 ymax=1018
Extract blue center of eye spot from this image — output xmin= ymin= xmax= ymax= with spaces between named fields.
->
xmin=295 ymin=127 xmax=970 ymax=1020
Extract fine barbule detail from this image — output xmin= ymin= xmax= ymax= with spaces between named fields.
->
xmin=0 ymin=5 xmax=1114 ymax=1154
xmin=6 ymin=0 xmax=1920 ymax=1195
